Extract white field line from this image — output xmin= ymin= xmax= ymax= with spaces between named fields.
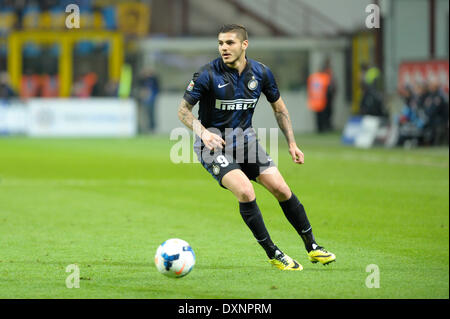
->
xmin=308 ymin=151 xmax=449 ymax=168
xmin=0 ymin=179 xmax=206 ymax=187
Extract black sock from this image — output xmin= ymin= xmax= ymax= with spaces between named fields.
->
xmin=239 ymin=199 xmax=278 ymax=259
xmin=279 ymin=192 xmax=317 ymax=252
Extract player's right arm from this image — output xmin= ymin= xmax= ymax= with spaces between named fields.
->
xmin=179 ymin=66 xmax=225 ymax=151
xmin=177 ymin=99 xmax=225 ymax=151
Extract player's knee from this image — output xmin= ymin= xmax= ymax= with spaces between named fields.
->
xmin=237 ymin=184 xmax=255 ymax=202
xmin=271 ymin=183 xmax=291 ymax=201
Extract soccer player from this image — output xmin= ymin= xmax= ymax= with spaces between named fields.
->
xmin=177 ymin=24 xmax=336 ymax=270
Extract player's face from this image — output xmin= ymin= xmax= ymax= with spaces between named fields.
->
xmin=218 ymin=32 xmax=248 ymax=65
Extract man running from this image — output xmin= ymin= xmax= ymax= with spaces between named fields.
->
xmin=177 ymin=24 xmax=336 ymax=270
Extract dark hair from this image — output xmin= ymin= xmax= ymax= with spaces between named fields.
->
xmin=218 ymin=24 xmax=248 ymax=41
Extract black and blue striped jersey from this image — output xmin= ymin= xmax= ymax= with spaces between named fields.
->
xmin=183 ymin=57 xmax=280 ymax=136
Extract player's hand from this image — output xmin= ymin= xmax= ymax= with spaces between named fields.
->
xmin=289 ymin=144 xmax=304 ymax=164
xmin=201 ymin=130 xmax=226 ymax=151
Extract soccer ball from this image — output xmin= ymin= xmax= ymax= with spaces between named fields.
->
xmin=154 ymin=238 xmax=196 ymax=278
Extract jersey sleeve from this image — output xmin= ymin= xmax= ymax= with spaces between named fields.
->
xmin=183 ymin=67 xmax=210 ymax=106
xmin=261 ymin=65 xmax=280 ymax=103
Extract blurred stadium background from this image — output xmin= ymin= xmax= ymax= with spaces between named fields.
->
xmin=0 ymin=0 xmax=448 ymax=146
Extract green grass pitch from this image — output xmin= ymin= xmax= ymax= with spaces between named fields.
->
xmin=0 ymin=134 xmax=448 ymax=299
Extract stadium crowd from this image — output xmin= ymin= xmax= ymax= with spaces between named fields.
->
xmin=396 ymin=80 xmax=449 ymax=147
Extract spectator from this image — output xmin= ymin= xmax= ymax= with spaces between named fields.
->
xmin=0 ymin=71 xmax=16 ymax=99
xmin=41 ymin=71 xmax=59 ymax=97
xmin=322 ymin=58 xmax=336 ymax=132
xmin=307 ymin=60 xmax=336 ymax=133
xmin=396 ymin=85 xmax=426 ymax=147
xmin=137 ymin=68 xmax=160 ymax=133
xmin=359 ymin=63 xmax=385 ymax=117
xmin=413 ymin=81 xmax=430 ymax=112
xmin=20 ymin=68 xmax=41 ymax=98
xmin=422 ymin=80 xmax=449 ymax=145
xmin=72 ymin=71 xmax=98 ymax=97
xmin=103 ymin=79 xmax=118 ymax=97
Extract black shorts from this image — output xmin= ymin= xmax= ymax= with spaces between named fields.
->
xmin=196 ymin=141 xmax=276 ymax=188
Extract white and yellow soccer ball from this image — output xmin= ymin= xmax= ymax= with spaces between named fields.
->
xmin=154 ymin=238 xmax=196 ymax=278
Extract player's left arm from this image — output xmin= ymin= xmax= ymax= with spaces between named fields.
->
xmin=270 ymin=97 xmax=304 ymax=164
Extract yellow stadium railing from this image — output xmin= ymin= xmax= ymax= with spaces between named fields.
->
xmin=7 ymin=30 xmax=123 ymax=97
